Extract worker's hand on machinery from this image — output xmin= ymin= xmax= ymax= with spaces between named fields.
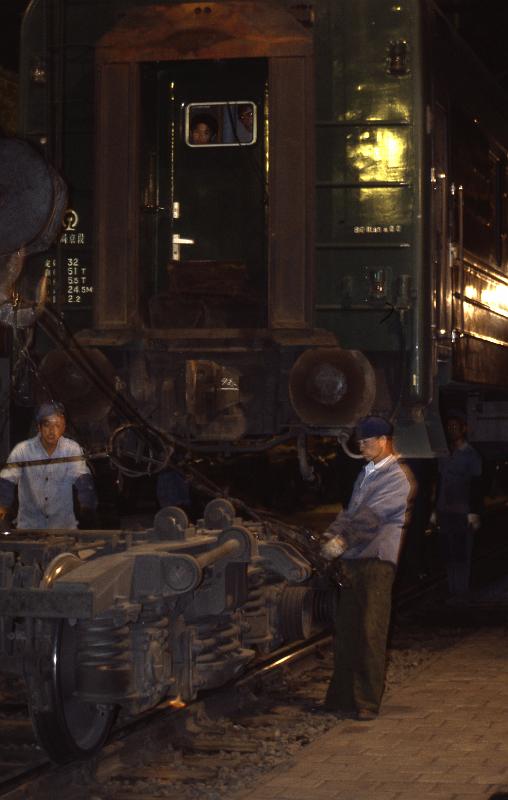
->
xmin=467 ymin=513 xmax=481 ymax=532
xmin=321 ymin=534 xmax=347 ymax=561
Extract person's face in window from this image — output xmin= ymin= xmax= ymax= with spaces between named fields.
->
xmin=239 ymin=108 xmax=254 ymax=133
xmin=191 ymin=122 xmax=212 ymax=145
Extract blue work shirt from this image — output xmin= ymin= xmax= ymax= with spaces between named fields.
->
xmin=437 ymin=442 xmax=482 ymax=515
xmin=327 ymin=456 xmax=412 ymax=566
xmin=0 ymin=435 xmax=92 ymax=529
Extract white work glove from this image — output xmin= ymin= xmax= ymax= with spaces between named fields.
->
xmin=321 ymin=535 xmax=347 ymax=561
xmin=468 ymin=513 xmax=481 ymax=532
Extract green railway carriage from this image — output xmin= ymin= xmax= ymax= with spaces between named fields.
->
xmin=16 ymin=0 xmax=508 ymax=461
xmin=3 ymin=0 xmax=508 ymax=765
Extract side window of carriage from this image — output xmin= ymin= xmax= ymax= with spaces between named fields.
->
xmin=185 ymin=102 xmax=257 ymax=147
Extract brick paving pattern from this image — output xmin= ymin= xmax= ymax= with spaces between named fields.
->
xmin=231 ymin=627 xmax=508 ymax=800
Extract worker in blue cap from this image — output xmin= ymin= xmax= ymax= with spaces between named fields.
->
xmin=0 ymin=401 xmax=97 ymax=529
xmin=316 ymin=415 xmax=413 ymax=721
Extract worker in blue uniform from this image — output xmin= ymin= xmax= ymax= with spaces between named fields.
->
xmin=436 ymin=410 xmax=482 ymax=600
xmin=0 ymin=402 xmax=97 ymax=529
xmin=318 ymin=415 xmax=413 ymax=720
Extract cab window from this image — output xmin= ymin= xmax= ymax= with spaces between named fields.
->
xmin=186 ymin=101 xmax=257 ymax=147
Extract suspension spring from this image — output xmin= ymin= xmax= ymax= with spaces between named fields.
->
xmin=193 ymin=618 xmax=241 ymax=662
xmin=242 ymin=563 xmax=265 ymax=615
xmin=136 ymin=604 xmax=170 ymax=643
xmin=77 ymin=617 xmax=131 ymax=667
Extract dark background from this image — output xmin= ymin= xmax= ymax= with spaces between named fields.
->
xmin=437 ymin=0 xmax=508 ymax=91
xmin=1 ymin=1 xmax=508 ymax=86
xmin=0 ymin=0 xmax=28 ymax=72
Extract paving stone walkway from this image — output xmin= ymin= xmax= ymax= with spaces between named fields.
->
xmin=230 ymin=627 xmax=508 ymax=800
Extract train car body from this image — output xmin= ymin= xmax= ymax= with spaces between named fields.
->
xmin=13 ymin=0 xmax=508 ymax=463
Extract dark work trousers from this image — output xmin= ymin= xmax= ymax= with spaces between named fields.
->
xmin=437 ymin=512 xmax=473 ymax=597
xmin=325 ymin=558 xmax=396 ymax=714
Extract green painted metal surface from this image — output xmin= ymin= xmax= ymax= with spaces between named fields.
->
xmin=312 ymin=0 xmax=422 ymax=352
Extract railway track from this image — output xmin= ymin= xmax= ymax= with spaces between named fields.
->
xmin=1 ymin=605 xmax=483 ymax=800
xmin=0 ymin=561 xmax=465 ymax=800
xmin=0 ymin=677 xmax=43 ymax=788
xmin=0 ymin=633 xmax=332 ymax=799
xmin=2 ymin=505 xmax=508 ymax=800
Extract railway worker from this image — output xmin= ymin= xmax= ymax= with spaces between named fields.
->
xmin=318 ymin=415 xmax=413 ymax=721
xmin=435 ymin=410 xmax=482 ymax=600
xmin=0 ymin=401 xmax=97 ymax=529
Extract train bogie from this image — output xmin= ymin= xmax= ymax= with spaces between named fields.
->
xmin=0 ymin=499 xmax=331 ymax=761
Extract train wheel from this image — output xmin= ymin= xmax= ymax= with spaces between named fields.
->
xmin=26 ymin=619 xmax=117 ymax=763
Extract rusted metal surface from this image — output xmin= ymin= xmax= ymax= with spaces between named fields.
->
xmin=95 ymin=2 xmax=312 ymax=63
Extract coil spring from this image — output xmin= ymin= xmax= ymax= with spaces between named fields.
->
xmin=242 ymin=563 xmax=265 ymax=615
xmin=137 ymin=605 xmax=170 ymax=637
xmin=193 ymin=618 xmax=241 ymax=661
xmin=77 ymin=617 xmax=131 ymax=668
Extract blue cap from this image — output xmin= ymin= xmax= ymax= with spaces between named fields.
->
xmin=355 ymin=415 xmax=393 ymax=439
xmin=36 ymin=402 xmax=66 ymax=423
